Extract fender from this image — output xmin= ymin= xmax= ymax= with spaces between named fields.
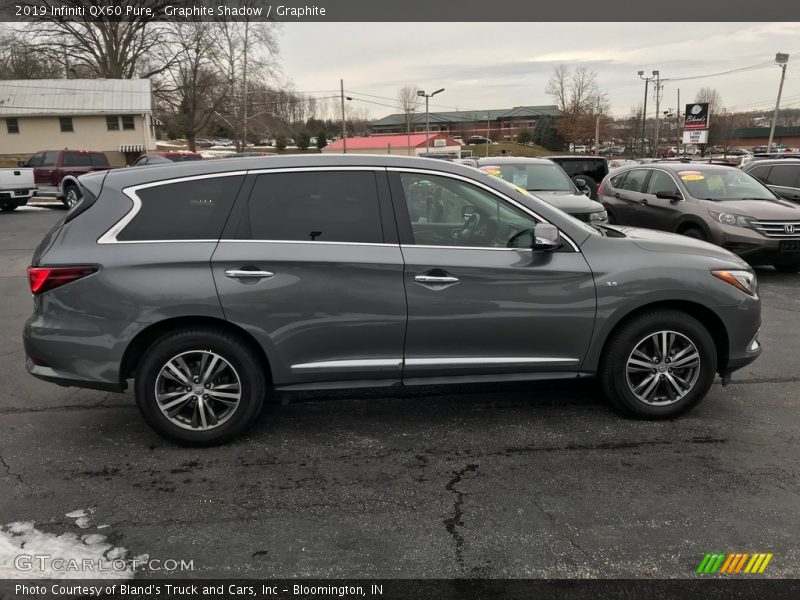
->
xmin=674 ymin=215 xmax=713 ymax=239
xmin=59 ymin=175 xmax=82 ymax=197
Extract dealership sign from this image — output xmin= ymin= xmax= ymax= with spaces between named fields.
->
xmin=682 ymin=130 xmax=709 ymax=144
xmin=684 ymin=103 xmax=710 ymax=130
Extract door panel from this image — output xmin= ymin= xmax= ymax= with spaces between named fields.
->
xmin=212 ymin=169 xmax=407 ymax=387
xmin=637 ymin=169 xmax=685 ymax=231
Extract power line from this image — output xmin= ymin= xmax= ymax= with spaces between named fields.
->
xmin=662 ymin=61 xmax=774 ymax=83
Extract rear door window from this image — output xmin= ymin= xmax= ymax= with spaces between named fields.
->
xmin=90 ymin=153 xmax=109 ymax=167
xmin=748 ymin=165 xmax=771 ymax=183
xmin=116 ymin=175 xmax=244 ymax=241
xmin=620 ymin=169 xmax=650 ymax=192
xmin=243 ymin=171 xmax=384 ymax=243
xmin=63 ymin=152 xmax=94 ymax=167
xmin=767 ymin=165 xmax=800 ymax=188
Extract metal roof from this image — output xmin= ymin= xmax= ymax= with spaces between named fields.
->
xmin=323 ymin=133 xmax=460 ymax=152
xmin=0 ymin=79 xmax=152 ymax=117
xmin=371 ymin=105 xmax=561 ymax=128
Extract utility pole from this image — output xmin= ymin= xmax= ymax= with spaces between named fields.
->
xmin=340 ymin=79 xmax=347 ymax=154
xmin=241 ymin=21 xmax=249 ymax=153
xmin=638 ymin=71 xmax=655 ymax=157
xmin=677 ymin=89 xmax=682 ymax=157
xmin=768 ymin=53 xmax=790 ymax=153
xmin=652 ymin=70 xmax=661 ymax=158
xmin=486 ymin=113 xmax=490 ymax=157
xmin=594 ymin=100 xmax=601 ymax=156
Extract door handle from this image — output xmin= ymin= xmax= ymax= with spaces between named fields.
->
xmin=225 ymin=269 xmax=274 ymax=279
xmin=415 ymin=274 xmax=459 ymax=284
xmin=640 ymin=198 xmax=649 ymax=205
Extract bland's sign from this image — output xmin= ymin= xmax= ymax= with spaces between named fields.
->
xmin=684 ymin=103 xmax=710 ymax=130
xmin=682 ymin=130 xmax=709 ymax=144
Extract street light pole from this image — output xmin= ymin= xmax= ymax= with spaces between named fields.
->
xmin=418 ymin=88 xmax=445 ymax=154
xmin=340 ymin=78 xmax=347 ymax=154
xmin=652 ymin=70 xmax=661 ymax=159
xmin=638 ymin=71 xmax=654 ymax=157
xmin=767 ymin=53 xmax=790 ymax=153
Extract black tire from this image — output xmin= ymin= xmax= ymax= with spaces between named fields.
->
xmin=0 ymin=202 xmax=18 ymax=212
xmin=134 ymin=328 xmax=266 ymax=446
xmin=773 ymin=262 xmax=800 ymax=273
xmin=599 ymin=310 xmax=717 ymax=419
xmin=681 ymin=227 xmax=707 ymax=241
xmin=62 ymin=184 xmax=81 ymax=209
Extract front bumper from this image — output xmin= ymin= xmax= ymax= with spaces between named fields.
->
xmin=711 ymin=223 xmax=800 ymax=265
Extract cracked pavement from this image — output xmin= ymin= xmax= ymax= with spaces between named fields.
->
xmin=1 ymin=204 xmax=800 ymax=578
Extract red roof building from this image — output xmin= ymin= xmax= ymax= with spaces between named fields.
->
xmin=322 ymin=133 xmax=462 ymax=156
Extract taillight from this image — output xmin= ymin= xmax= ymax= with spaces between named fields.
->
xmin=597 ymin=181 xmax=606 ymax=196
xmin=27 ymin=266 xmax=97 ymax=295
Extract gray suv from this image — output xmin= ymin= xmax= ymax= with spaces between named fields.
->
xmin=24 ymin=156 xmax=761 ymax=445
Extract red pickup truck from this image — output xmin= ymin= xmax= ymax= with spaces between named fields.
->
xmin=19 ymin=150 xmax=114 ymax=208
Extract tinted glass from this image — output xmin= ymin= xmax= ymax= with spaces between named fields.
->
xmin=117 ymin=176 xmax=243 ymax=241
xmin=677 ymin=169 xmax=775 ymax=201
xmin=246 ymin=171 xmax=383 ymax=243
xmin=166 ymin=155 xmax=203 ymax=162
xmin=748 ymin=165 xmax=771 ymax=183
xmin=399 ymin=172 xmax=537 ymax=248
xmin=480 ymin=163 xmax=573 ymax=192
xmin=62 ymin=152 xmax=93 ymax=167
xmin=91 ymin=153 xmax=109 ymax=167
xmin=42 ymin=151 xmax=57 ymax=167
xmin=553 ymin=158 xmax=607 ymax=182
xmin=620 ymin=169 xmax=649 ymax=192
xmin=609 ymin=172 xmax=627 ymax=188
xmin=646 ymin=170 xmax=680 ymax=196
xmin=28 ymin=152 xmax=44 ymax=167
xmin=768 ymin=165 xmax=800 ymax=188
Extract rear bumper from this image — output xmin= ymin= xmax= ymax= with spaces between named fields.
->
xmin=25 ymin=359 xmax=125 ymax=392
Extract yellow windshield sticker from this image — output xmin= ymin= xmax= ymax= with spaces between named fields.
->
xmin=480 ymin=166 xmax=502 ymax=177
xmin=679 ymin=171 xmax=704 ymax=181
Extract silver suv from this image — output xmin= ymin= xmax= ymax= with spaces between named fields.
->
xmin=24 ymin=156 xmax=762 ymax=445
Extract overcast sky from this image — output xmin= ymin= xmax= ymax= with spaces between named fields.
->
xmin=279 ymin=22 xmax=800 ymax=120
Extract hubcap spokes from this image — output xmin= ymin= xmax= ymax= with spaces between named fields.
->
xmin=625 ymin=331 xmax=700 ymax=406
xmin=155 ymin=351 xmax=241 ymax=431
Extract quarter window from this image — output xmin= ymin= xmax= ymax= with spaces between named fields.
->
xmin=646 ymin=170 xmax=680 ymax=196
xmin=398 ymin=172 xmax=537 ymax=248
xmin=59 ymin=117 xmax=73 ymax=133
xmin=244 ymin=171 xmax=383 ymax=243
xmin=620 ymin=169 xmax=650 ymax=192
xmin=116 ymin=176 xmax=244 ymax=242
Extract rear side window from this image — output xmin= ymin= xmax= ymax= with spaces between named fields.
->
xmin=620 ymin=169 xmax=650 ymax=192
xmin=116 ymin=175 xmax=243 ymax=241
xmin=63 ymin=152 xmax=93 ymax=167
xmin=748 ymin=165 xmax=771 ymax=183
xmin=767 ymin=165 xmax=800 ymax=188
xmin=243 ymin=171 xmax=383 ymax=243
xmin=91 ymin=153 xmax=109 ymax=167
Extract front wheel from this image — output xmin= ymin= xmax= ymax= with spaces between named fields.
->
xmin=0 ymin=202 xmax=18 ymax=212
xmin=134 ymin=329 xmax=266 ymax=446
xmin=599 ymin=310 xmax=717 ymax=418
xmin=681 ymin=227 xmax=707 ymax=241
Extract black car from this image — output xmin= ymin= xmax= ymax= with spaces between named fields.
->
xmin=743 ymin=159 xmax=800 ymax=203
xmin=545 ymin=156 xmax=610 ymax=200
xmin=467 ymin=135 xmax=492 ymax=145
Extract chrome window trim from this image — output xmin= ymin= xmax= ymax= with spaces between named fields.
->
xmin=97 ymin=171 xmax=248 ymax=245
xmin=402 ymin=244 xmax=533 ymax=252
xmin=292 ymin=359 xmax=403 ymax=372
xmin=246 ymin=166 xmax=385 ymax=174
xmin=388 ymin=167 xmax=580 ymax=252
xmin=218 ymin=239 xmax=400 ymax=248
xmin=645 ymin=168 xmax=683 ymax=196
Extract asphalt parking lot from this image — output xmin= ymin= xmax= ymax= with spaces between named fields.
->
xmin=1 ymin=203 xmax=799 ymax=579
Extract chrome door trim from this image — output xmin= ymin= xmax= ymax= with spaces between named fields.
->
xmin=405 ymin=357 xmax=580 ymax=367
xmin=291 ymin=359 xmax=403 ymax=372
xmin=246 ymin=166 xmax=386 ymax=175
xmin=387 ymin=167 xmax=580 ymax=252
xmin=218 ymin=239 xmax=400 ymax=247
xmin=97 ymin=171 xmax=248 ymax=245
xmin=224 ymin=269 xmax=275 ymax=279
xmin=415 ymin=275 xmax=460 ymax=284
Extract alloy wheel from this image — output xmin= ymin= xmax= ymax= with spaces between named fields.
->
xmin=625 ymin=331 xmax=701 ymax=406
xmin=154 ymin=350 xmax=242 ymax=431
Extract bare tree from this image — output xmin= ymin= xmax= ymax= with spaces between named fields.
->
xmin=694 ymin=87 xmax=724 ymax=117
xmin=397 ymin=85 xmax=420 ymax=134
xmin=0 ymin=28 xmax=63 ymax=79
xmin=19 ymin=0 xmax=176 ymax=79
xmin=545 ymin=64 xmax=609 ymax=144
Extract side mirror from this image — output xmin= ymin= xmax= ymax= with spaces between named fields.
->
xmin=574 ymin=177 xmax=586 ymax=188
xmin=461 ymin=204 xmax=475 ymax=221
xmin=655 ymin=191 xmax=682 ymax=202
xmin=533 ymin=223 xmax=562 ymax=251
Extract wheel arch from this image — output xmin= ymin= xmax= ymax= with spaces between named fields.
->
xmin=120 ymin=316 xmax=272 ymax=386
xmin=673 ymin=217 xmax=712 ymax=238
xmin=591 ymin=300 xmax=729 ymax=374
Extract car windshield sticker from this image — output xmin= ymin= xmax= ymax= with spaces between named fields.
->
xmin=512 ymin=171 xmax=528 ymax=187
xmin=679 ymin=171 xmax=705 ymax=181
xmin=480 ymin=166 xmax=502 ymax=178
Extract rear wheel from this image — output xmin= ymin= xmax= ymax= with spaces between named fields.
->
xmin=134 ymin=329 xmax=266 ymax=446
xmin=681 ymin=227 xmax=707 ymax=241
xmin=0 ymin=202 xmax=18 ymax=212
xmin=599 ymin=310 xmax=717 ymax=418
xmin=773 ymin=261 xmax=800 ymax=273
xmin=62 ymin=184 xmax=81 ymax=209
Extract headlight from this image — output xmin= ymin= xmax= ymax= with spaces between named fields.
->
xmin=708 ymin=210 xmax=753 ymax=228
xmin=588 ymin=210 xmax=608 ymax=222
xmin=711 ymin=269 xmax=758 ymax=297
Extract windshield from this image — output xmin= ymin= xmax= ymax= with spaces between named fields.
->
xmin=678 ymin=169 xmax=777 ymax=201
xmin=480 ymin=163 xmax=575 ymax=192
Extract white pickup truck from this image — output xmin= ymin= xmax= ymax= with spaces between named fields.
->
xmin=0 ymin=167 xmax=37 ymax=212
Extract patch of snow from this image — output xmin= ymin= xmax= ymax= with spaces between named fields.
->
xmin=0 ymin=521 xmax=135 ymax=579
